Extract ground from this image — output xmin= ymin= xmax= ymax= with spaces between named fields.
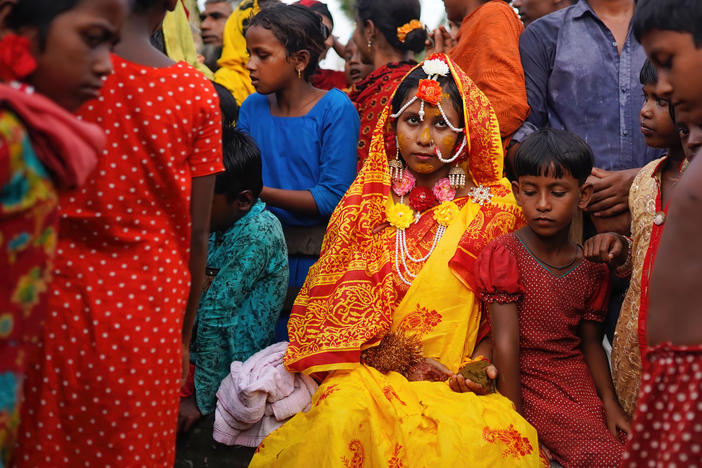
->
xmin=175 ymin=414 xmax=256 ymax=468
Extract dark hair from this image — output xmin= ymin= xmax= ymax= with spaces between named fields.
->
xmin=639 ymin=58 xmax=658 ymax=85
xmin=633 ymin=0 xmax=702 ymax=47
xmin=513 ymin=128 xmax=594 ymax=185
xmin=247 ymin=4 xmax=327 ymax=79
xmin=639 ymin=59 xmax=676 ymax=122
xmin=391 ymin=66 xmax=464 ymax=124
xmin=6 ymin=0 xmax=80 ymax=46
xmin=131 ymin=0 xmax=162 ymax=13
xmin=215 ymin=127 xmax=263 ymax=200
xmin=356 ymin=0 xmax=426 ymax=54
xmin=296 ymin=0 xmax=333 ymax=27
xmin=150 ymin=28 xmax=167 ymax=53
xmin=212 ymin=82 xmax=240 ymax=128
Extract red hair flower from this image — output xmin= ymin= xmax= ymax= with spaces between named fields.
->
xmin=0 ymin=34 xmax=37 ymax=82
xmin=416 ymin=79 xmax=442 ymax=106
xmin=408 ymin=186 xmax=437 ymax=212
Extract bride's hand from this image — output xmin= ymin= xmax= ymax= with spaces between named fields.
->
xmin=448 ymin=364 xmax=497 ymax=394
xmin=406 ymin=358 xmax=453 ymax=382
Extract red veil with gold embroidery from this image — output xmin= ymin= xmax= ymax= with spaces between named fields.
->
xmin=284 ymin=53 xmax=524 ymax=377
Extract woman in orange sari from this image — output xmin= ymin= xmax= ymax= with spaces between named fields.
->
xmin=249 ymin=54 xmax=542 ymax=467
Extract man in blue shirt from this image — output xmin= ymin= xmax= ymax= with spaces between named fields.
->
xmin=513 ymin=0 xmax=663 ymax=235
xmin=512 ymin=0 xmax=575 ymax=27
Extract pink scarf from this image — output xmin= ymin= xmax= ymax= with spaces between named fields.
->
xmin=0 ymin=82 xmax=103 ymax=189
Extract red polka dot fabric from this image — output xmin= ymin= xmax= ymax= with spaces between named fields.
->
xmin=621 ymin=343 xmax=702 ymax=468
xmin=476 ymin=233 xmax=625 ymax=467
xmin=13 ymin=55 xmax=223 ymax=467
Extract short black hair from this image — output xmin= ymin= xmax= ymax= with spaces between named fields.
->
xmin=633 ymin=0 xmax=702 ymax=47
xmin=212 ymin=82 xmax=240 ymax=128
xmin=639 ymin=58 xmax=658 ymax=85
xmin=356 ymin=0 xmax=426 ymax=54
xmin=392 ymin=66 xmax=464 ymax=125
xmin=247 ymin=4 xmax=328 ymax=80
xmin=215 ymin=127 xmax=263 ymax=200
xmin=6 ymin=0 xmax=80 ymax=46
xmin=513 ymin=128 xmax=594 ymax=185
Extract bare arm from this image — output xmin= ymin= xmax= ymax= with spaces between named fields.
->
xmin=649 ymin=154 xmax=702 ymax=346
xmin=489 ymin=302 xmax=522 ymax=413
xmin=181 ymin=175 xmax=215 ymax=380
xmin=472 ymin=335 xmax=493 ymax=361
xmin=331 ymin=36 xmax=346 ymax=60
xmin=260 ymin=187 xmax=319 ymax=216
xmin=580 ymin=320 xmax=630 ymax=435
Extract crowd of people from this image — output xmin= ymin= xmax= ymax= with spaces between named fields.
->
xmin=1 ymin=0 xmax=700 ymax=467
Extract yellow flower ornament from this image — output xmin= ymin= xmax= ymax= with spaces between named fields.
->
xmin=433 ymin=201 xmax=459 ymax=227
xmin=387 ymin=202 xmax=414 ymax=230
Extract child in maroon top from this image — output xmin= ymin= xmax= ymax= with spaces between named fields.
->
xmin=476 ymin=129 xmax=629 ymax=467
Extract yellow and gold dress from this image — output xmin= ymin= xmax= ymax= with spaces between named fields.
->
xmin=250 ymin=55 xmax=543 ymax=467
xmin=611 ymin=157 xmax=665 ymax=416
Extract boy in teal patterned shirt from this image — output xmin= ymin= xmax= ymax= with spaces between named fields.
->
xmin=179 ymin=127 xmax=288 ymax=430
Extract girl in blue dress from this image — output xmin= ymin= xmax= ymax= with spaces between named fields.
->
xmin=237 ymin=3 xmax=360 ymax=337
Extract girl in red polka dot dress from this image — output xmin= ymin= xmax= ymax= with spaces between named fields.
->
xmin=14 ymin=0 xmax=224 ymax=466
xmin=476 ymin=129 xmax=630 ymax=467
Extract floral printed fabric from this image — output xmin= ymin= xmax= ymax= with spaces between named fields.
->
xmin=0 ymin=109 xmax=58 ymax=466
xmin=191 ymin=200 xmax=288 ymax=414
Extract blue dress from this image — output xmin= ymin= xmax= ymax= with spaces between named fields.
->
xmin=237 ymin=88 xmax=360 ymax=289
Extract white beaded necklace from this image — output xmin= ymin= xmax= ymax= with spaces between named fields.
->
xmin=393 ymin=195 xmax=448 ymax=286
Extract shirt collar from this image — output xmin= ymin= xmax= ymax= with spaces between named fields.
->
xmin=572 ymin=0 xmax=595 ymax=20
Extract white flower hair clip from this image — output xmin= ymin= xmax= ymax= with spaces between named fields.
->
xmin=422 ymin=59 xmax=449 ymax=80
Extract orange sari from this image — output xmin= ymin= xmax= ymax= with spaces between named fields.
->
xmin=448 ymin=0 xmax=529 ymax=144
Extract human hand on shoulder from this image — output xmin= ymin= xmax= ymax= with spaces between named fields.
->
xmin=583 ymin=232 xmax=629 ymax=267
xmin=586 ymin=168 xmax=639 ymax=217
xmin=603 ymin=397 xmax=631 ymax=436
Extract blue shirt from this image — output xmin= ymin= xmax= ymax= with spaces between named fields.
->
xmin=514 ymin=0 xmax=664 ymax=170
xmin=237 ymin=88 xmax=360 ymax=226
xmin=191 ymin=200 xmax=288 ymax=414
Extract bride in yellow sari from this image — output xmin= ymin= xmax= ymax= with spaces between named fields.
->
xmin=250 ymin=54 xmax=543 ymax=467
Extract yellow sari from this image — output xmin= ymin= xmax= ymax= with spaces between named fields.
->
xmin=213 ymin=0 xmax=260 ymax=105
xmin=250 ymin=54 xmax=542 ymax=467
xmin=162 ymin=0 xmax=214 ymax=79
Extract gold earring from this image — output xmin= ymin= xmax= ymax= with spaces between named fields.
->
xmin=297 ymin=68 xmax=302 ymax=79
xmin=448 ymin=165 xmax=467 ymax=189
xmin=367 ymin=38 xmax=373 ymax=49
xmin=389 ymin=136 xmax=404 ymax=182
